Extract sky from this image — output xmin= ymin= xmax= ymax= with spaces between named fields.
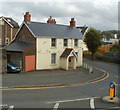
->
xmin=0 ymin=0 xmax=119 ymax=31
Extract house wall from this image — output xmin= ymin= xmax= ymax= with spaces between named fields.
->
xmin=36 ymin=37 xmax=83 ymax=70
xmin=15 ymin=24 xmax=36 ymax=43
xmin=60 ymin=58 xmax=68 ymax=70
xmin=0 ymin=20 xmax=19 ymax=46
xmin=0 ymin=48 xmax=7 ymax=73
xmin=1 ymin=21 xmax=11 ymax=46
xmin=23 ymin=45 xmax=36 ymax=72
xmin=12 ymin=28 xmax=18 ymax=40
xmin=0 ymin=25 xmax=2 ymax=45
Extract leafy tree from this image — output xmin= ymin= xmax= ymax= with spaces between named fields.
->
xmin=84 ymin=28 xmax=102 ymax=60
xmin=109 ymin=42 xmax=120 ymax=52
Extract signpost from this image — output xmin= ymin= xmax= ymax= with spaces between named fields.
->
xmin=109 ymin=82 xmax=116 ymax=100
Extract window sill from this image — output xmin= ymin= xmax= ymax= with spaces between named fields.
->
xmin=51 ymin=47 xmax=57 ymax=49
xmin=74 ymin=46 xmax=79 ymax=48
xmin=63 ymin=46 xmax=68 ymax=48
xmin=51 ymin=63 xmax=57 ymax=66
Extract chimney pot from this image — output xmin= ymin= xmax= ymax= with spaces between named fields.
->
xmin=50 ymin=16 xmax=52 ymax=19
xmin=70 ymin=18 xmax=76 ymax=27
xmin=24 ymin=12 xmax=31 ymax=23
xmin=47 ymin=16 xmax=56 ymax=24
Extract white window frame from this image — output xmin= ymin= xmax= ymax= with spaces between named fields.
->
xmin=51 ymin=53 xmax=56 ymax=64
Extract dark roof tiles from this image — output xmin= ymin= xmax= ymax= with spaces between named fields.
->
xmin=60 ymin=48 xmax=73 ymax=58
xmin=5 ymin=40 xmax=35 ymax=52
xmin=26 ymin=22 xmax=83 ymax=39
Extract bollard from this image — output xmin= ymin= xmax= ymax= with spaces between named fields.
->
xmin=83 ymin=63 xmax=85 ymax=68
xmin=87 ymin=64 xmax=89 ymax=69
xmin=89 ymin=66 xmax=93 ymax=74
xmin=86 ymin=64 xmax=88 ymax=69
xmin=109 ymin=82 xmax=116 ymax=100
xmin=85 ymin=63 xmax=87 ymax=68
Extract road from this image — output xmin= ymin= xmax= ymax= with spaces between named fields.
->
xmin=2 ymin=59 xmax=120 ymax=109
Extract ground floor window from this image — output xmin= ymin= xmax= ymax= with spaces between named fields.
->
xmin=51 ymin=53 xmax=56 ymax=64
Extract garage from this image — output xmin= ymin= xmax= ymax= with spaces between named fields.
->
xmin=25 ymin=55 xmax=36 ymax=72
xmin=5 ymin=40 xmax=36 ymax=72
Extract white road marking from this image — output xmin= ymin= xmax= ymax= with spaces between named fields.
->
xmin=107 ymin=106 xmax=120 ymax=109
xmin=90 ymin=99 xmax=95 ymax=109
xmin=0 ymin=104 xmax=8 ymax=107
xmin=53 ymin=103 xmax=59 ymax=110
xmin=0 ymin=87 xmax=8 ymax=88
xmin=112 ymin=75 xmax=119 ymax=78
xmin=47 ymin=97 xmax=99 ymax=104
xmin=8 ymin=105 xmax=14 ymax=110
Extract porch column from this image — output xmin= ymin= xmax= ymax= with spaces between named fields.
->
xmin=73 ymin=57 xmax=76 ymax=69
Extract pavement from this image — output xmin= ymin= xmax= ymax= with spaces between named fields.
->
xmin=2 ymin=66 xmax=108 ymax=89
xmin=102 ymin=96 xmax=120 ymax=104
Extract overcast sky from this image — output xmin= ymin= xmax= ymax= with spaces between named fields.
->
xmin=0 ymin=0 xmax=119 ymax=31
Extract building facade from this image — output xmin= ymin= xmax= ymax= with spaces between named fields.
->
xmin=36 ymin=37 xmax=83 ymax=70
xmin=5 ymin=12 xmax=84 ymax=72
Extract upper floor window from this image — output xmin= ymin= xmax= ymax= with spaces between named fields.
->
xmin=63 ymin=39 xmax=68 ymax=47
xmin=74 ymin=39 xmax=78 ymax=47
xmin=51 ymin=38 xmax=56 ymax=47
xmin=51 ymin=53 xmax=56 ymax=64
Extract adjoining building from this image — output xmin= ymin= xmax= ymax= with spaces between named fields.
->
xmin=0 ymin=17 xmax=19 ymax=46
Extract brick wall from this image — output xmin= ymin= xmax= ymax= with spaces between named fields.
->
xmin=15 ymin=24 xmax=36 ymax=43
xmin=0 ymin=21 xmax=19 ymax=46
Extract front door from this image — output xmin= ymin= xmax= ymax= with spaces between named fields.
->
xmin=68 ymin=56 xmax=75 ymax=69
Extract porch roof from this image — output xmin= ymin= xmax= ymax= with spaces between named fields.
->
xmin=60 ymin=48 xmax=74 ymax=58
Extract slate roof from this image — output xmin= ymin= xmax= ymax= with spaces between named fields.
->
xmin=26 ymin=22 xmax=83 ymax=39
xmin=60 ymin=48 xmax=73 ymax=58
xmin=4 ymin=40 xmax=35 ymax=52
xmin=0 ymin=17 xmax=19 ymax=28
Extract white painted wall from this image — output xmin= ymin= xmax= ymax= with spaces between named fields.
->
xmin=36 ymin=37 xmax=83 ymax=70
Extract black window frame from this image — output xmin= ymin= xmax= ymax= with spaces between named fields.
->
xmin=51 ymin=38 xmax=56 ymax=47
xmin=74 ymin=39 xmax=78 ymax=47
xmin=63 ymin=39 xmax=68 ymax=47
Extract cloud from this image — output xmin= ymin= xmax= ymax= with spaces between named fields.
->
xmin=0 ymin=0 xmax=119 ymax=30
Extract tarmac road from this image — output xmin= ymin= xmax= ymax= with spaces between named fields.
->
xmin=1 ymin=59 xmax=120 ymax=109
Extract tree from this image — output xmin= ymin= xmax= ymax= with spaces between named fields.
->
xmin=109 ymin=42 xmax=120 ymax=52
xmin=84 ymin=28 xmax=102 ymax=60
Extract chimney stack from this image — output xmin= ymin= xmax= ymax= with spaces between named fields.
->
xmin=47 ymin=16 xmax=56 ymax=24
xmin=70 ymin=18 xmax=76 ymax=27
xmin=24 ymin=12 xmax=31 ymax=23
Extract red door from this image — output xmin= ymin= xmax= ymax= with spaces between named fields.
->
xmin=25 ymin=55 xmax=36 ymax=72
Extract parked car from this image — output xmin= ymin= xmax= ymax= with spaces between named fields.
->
xmin=7 ymin=62 xmax=21 ymax=73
